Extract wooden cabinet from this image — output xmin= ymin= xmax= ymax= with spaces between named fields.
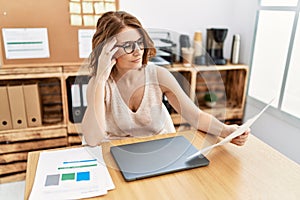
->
xmin=168 ymin=64 xmax=249 ymax=126
xmin=0 ymin=62 xmax=248 ymax=183
xmin=0 ymin=65 xmax=69 ymax=183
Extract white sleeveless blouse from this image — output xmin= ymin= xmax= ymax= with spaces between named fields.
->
xmin=104 ymin=65 xmax=175 ymax=139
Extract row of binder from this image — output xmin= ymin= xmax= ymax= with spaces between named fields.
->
xmin=66 ymin=76 xmax=90 ymax=123
xmin=0 ymin=84 xmax=42 ymax=130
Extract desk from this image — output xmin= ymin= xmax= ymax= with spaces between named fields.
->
xmin=25 ymin=131 xmax=300 ymax=199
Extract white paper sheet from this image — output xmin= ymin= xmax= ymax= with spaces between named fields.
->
xmin=78 ymin=29 xmax=95 ymax=58
xmin=186 ymin=98 xmax=275 ymax=161
xmin=2 ymin=28 xmax=50 ymax=59
xmin=29 ymin=146 xmax=114 ymax=200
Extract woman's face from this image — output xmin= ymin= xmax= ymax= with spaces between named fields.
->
xmin=114 ymin=27 xmax=144 ymax=70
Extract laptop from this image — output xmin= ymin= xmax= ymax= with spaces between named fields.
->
xmin=110 ymin=135 xmax=209 ymax=181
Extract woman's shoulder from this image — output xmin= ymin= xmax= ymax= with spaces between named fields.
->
xmin=146 ymin=64 xmax=170 ymax=74
xmin=146 ymin=64 xmax=175 ymax=87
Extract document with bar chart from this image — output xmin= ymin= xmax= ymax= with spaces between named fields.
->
xmin=2 ymin=28 xmax=50 ymax=59
xmin=29 ymin=146 xmax=114 ymax=200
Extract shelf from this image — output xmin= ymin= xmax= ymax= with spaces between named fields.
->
xmin=171 ymin=106 xmax=243 ymax=126
xmin=201 ymin=106 xmax=243 ymax=121
xmin=0 ymin=173 xmax=26 ymax=184
xmin=0 ymin=62 xmax=248 ymax=183
xmin=0 ymin=67 xmax=63 ymax=79
xmin=1 ymin=62 xmax=83 ymax=69
xmin=170 ymin=63 xmax=248 ymax=71
xmin=167 ymin=63 xmax=248 ymax=125
xmin=0 ymin=123 xmax=65 ymax=134
xmin=156 ymin=49 xmax=172 ymax=56
xmin=67 ymin=122 xmax=82 ymax=133
xmin=66 ymin=122 xmax=83 ymax=146
xmin=0 ymin=125 xmax=67 ymax=150
xmin=0 ymin=124 xmax=68 ymax=184
xmin=63 ymin=64 xmax=90 ymax=76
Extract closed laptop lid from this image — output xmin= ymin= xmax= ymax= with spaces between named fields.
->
xmin=110 ymin=136 xmax=209 ymax=181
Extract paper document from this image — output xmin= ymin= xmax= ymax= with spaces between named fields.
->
xmin=29 ymin=146 xmax=114 ymax=200
xmin=2 ymin=28 xmax=50 ymax=59
xmin=186 ymin=98 xmax=274 ymax=161
xmin=78 ymin=29 xmax=95 ymax=58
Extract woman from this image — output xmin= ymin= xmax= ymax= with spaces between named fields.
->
xmin=82 ymin=11 xmax=249 ymax=146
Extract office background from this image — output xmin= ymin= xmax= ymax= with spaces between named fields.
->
xmin=0 ymin=0 xmax=298 ymax=163
xmin=1 ymin=2 xmax=299 ymax=199
xmin=119 ymin=0 xmax=300 ymax=163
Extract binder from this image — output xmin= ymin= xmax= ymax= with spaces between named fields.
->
xmin=0 ymin=86 xmax=13 ymax=130
xmin=82 ymin=83 xmax=88 ymax=107
xmin=71 ymin=83 xmax=82 ymax=123
xmin=80 ymin=76 xmax=90 ymax=118
xmin=66 ymin=76 xmax=89 ymax=123
xmin=23 ymin=84 xmax=42 ymax=127
xmin=7 ymin=85 xmax=28 ymax=129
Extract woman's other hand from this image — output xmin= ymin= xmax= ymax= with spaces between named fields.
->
xmin=223 ymin=124 xmax=250 ymax=146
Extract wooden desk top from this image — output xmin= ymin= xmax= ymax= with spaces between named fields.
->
xmin=25 ymin=131 xmax=300 ymax=200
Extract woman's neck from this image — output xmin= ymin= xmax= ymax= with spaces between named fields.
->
xmin=112 ymin=65 xmax=144 ymax=82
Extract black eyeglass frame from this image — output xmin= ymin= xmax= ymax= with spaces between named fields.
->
xmin=114 ymin=38 xmax=145 ymax=54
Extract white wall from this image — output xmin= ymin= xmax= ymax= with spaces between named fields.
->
xmin=120 ymin=0 xmax=300 ymax=164
xmin=120 ymin=0 xmax=235 ymax=60
xmin=120 ymin=0 xmax=258 ymax=64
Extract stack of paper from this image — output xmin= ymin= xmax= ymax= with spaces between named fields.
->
xmin=29 ymin=146 xmax=114 ymax=200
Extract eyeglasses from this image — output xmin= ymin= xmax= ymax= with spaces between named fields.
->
xmin=115 ymin=38 xmax=145 ymax=54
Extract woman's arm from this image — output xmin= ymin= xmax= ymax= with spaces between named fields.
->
xmin=81 ymin=77 xmax=107 ymax=146
xmin=81 ymin=38 xmax=118 ymax=146
xmin=156 ymin=67 xmax=249 ymax=145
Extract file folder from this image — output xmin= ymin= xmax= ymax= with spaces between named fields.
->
xmin=82 ymin=83 xmax=88 ymax=107
xmin=66 ymin=76 xmax=89 ymax=123
xmin=71 ymin=83 xmax=82 ymax=123
xmin=7 ymin=85 xmax=28 ymax=129
xmin=23 ymin=84 xmax=42 ymax=127
xmin=80 ymin=76 xmax=89 ymax=120
xmin=0 ymin=86 xmax=13 ymax=130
